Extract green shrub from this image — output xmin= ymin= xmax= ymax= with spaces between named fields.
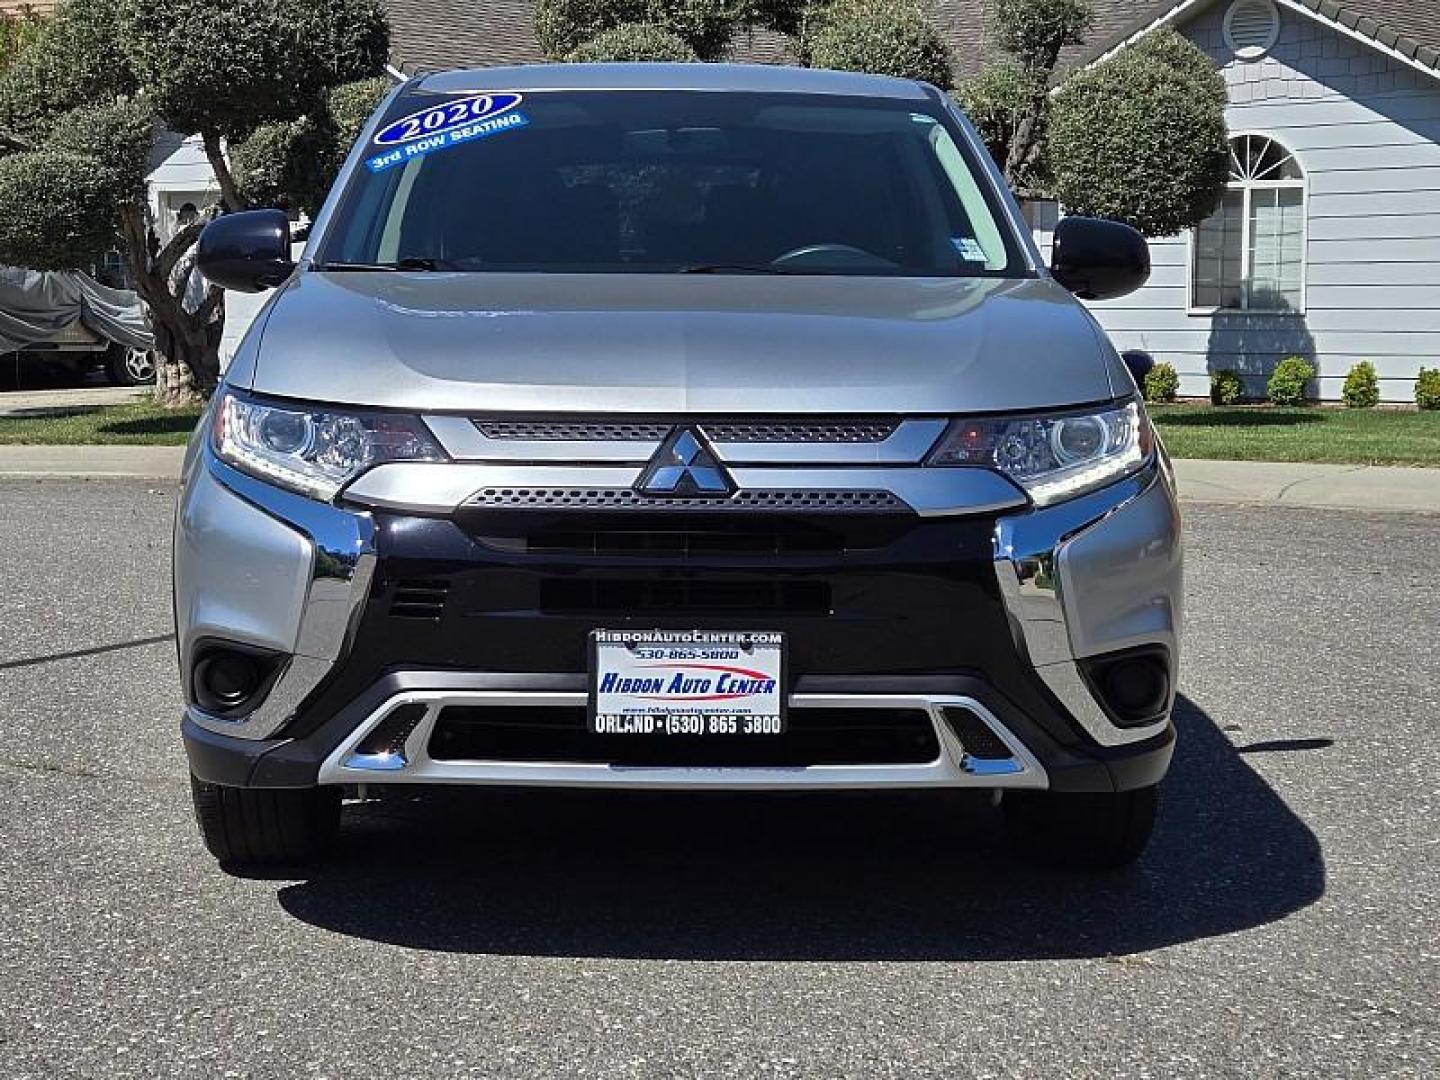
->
xmin=1210 ymin=368 xmax=1243 ymax=406
xmin=1342 ymin=361 xmax=1380 ymax=409
xmin=1267 ymin=356 xmax=1315 ymax=406
xmin=1416 ymin=367 xmax=1440 ymax=411
xmin=806 ymin=0 xmax=953 ymax=88
xmin=1143 ymin=361 xmax=1179 ymax=403
xmin=1048 ymin=29 xmax=1229 ymax=236
xmin=568 ymin=22 xmax=699 ymax=62
xmin=536 ymin=0 xmax=644 ymax=59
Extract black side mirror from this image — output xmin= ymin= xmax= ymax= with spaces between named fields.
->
xmin=1050 ymin=216 xmax=1150 ymax=301
xmin=197 ymin=209 xmax=295 ymax=293
xmin=1121 ymin=349 xmax=1155 ymax=386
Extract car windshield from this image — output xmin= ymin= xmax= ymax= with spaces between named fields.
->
xmin=317 ymin=89 xmax=1024 ymax=277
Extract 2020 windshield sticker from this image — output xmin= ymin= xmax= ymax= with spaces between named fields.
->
xmin=364 ymin=92 xmax=527 ymax=173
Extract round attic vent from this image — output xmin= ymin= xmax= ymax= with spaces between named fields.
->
xmin=1224 ymin=0 xmax=1280 ymax=59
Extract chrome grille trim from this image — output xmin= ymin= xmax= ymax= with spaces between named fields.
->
xmin=423 ymin=416 xmax=946 ymax=466
xmin=343 ymin=463 xmax=1028 ymax=517
xmin=464 ymin=487 xmax=909 ymax=512
xmin=317 ymin=687 xmax=1050 ymax=790
xmin=472 ymin=419 xmax=897 ymax=443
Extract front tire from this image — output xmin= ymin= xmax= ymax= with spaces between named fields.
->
xmin=189 ymin=774 xmax=340 ymax=867
xmin=1003 ymin=784 xmax=1159 ymax=869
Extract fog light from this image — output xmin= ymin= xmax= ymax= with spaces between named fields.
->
xmin=191 ymin=646 xmax=276 ymax=714
xmin=1104 ymin=659 xmax=1168 ymax=720
xmin=1080 ymin=647 xmax=1172 ymax=728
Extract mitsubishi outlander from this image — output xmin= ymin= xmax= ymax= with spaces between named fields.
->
xmin=178 ymin=64 xmax=1182 ymax=870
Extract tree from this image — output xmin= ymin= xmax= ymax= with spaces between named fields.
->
xmin=1047 ymin=30 xmax=1229 ymax=236
xmin=803 ymin=0 xmax=951 ymax=87
xmin=0 ymin=0 xmax=391 ymax=404
xmin=568 ymin=23 xmax=700 ymax=62
xmin=537 ymin=0 xmax=747 ymax=61
xmin=538 ymin=0 xmax=952 ymax=84
xmin=958 ymin=0 xmax=1089 ymax=197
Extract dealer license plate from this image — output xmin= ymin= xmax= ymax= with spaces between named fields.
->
xmin=589 ymin=629 xmax=786 ymax=736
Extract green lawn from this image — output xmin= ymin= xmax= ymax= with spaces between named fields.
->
xmin=2 ymin=398 xmax=1438 ymax=466
xmin=0 ymin=401 xmax=203 ymax=445
xmin=1151 ymin=404 xmax=1440 ymax=466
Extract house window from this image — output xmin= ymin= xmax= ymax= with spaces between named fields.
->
xmin=1191 ymin=134 xmax=1305 ymax=311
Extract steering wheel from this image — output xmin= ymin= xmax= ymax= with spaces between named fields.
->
xmin=770 ymin=244 xmax=898 ymax=271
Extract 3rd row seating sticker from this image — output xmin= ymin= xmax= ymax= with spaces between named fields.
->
xmin=365 ymin=92 xmax=528 ymax=173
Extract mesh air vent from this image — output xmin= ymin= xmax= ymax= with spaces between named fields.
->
xmin=464 ymin=487 xmax=909 ymax=512
xmin=1225 ymin=0 xmax=1279 ymax=58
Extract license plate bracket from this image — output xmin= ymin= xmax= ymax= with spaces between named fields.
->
xmin=588 ymin=630 xmax=787 ymax=737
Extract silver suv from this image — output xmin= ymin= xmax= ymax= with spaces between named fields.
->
xmin=178 ymin=64 xmax=1181 ymax=870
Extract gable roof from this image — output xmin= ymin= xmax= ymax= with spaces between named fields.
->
xmin=383 ymin=0 xmax=1440 ymax=84
xmin=1069 ymin=0 xmax=1440 ymax=79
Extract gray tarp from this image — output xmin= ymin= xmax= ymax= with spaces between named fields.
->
xmin=0 ymin=265 xmax=154 ymax=354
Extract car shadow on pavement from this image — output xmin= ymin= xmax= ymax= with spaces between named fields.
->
xmin=275 ymin=693 xmax=1324 ymax=960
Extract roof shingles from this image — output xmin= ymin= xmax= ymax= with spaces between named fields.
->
xmin=383 ymin=0 xmax=1440 ymax=81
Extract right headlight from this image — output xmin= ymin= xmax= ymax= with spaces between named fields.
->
xmin=927 ymin=399 xmax=1153 ymax=506
xmin=212 ymin=387 xmax=446 ymax=501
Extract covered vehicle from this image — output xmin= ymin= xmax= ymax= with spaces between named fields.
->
xmin=0 ymin=265 xmax=155 ymax=385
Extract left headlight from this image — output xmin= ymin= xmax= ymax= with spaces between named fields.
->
xmin=928 ymin=399 xmax=1153 ymax=507
xmin=212 ymin=388 xmax=446 ymax=500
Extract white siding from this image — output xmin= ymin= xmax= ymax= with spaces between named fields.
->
xmin=1083 ymin=4 xmax=1440 ymax=401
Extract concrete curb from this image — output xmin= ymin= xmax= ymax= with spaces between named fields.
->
xmin=0 ymin=445 xmax=1436 ymax=512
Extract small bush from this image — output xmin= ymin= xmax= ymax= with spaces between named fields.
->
xmin=568 ymin=22 xmax=698 ymax=62
xmin=806 ymin=0 xmax=953 ymax=88
xmin=1416 ymin=367 xmax=1440 ymax=411
xmin=1143 ymin=361 xmax=1179 ymax=403
xmin=1342 ymin=361 xmax=1380 ymax=409
xmin=1210 ymin=368 xmax=1243 ymax=406
xmin=1267 ymin=356 xmax=1315 ymax=406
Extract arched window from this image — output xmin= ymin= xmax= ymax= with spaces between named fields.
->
xmin=1191 ymin=134 xmax=1306 ymax=311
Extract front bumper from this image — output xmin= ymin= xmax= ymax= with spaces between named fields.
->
xmin=175 ymin=448 xmax=1181 ymax=794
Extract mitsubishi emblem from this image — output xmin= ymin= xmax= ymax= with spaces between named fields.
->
xmin=637 ymin=427 xmax=735 ymax=498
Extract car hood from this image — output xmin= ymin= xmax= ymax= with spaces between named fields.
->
xmin=244 ymin=271 xmax=1119 ymax=414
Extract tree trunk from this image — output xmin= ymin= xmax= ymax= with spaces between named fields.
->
xmin=200 ymin=130 xmax=245 ymax=213
xmin=119 ymin=203 xmax=224 ymax=408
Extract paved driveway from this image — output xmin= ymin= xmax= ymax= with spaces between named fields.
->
xmin=0 ymin=480 xmax=1435 ymax=1077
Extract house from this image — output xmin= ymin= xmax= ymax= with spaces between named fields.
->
xmin=1052 ymin=0 xmax=1440 ymax=402
xmin=139 ymin=0 xmax=1440 ymax=400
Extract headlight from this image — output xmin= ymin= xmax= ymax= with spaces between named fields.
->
xmin=928 ymin=399 xmax=1153 ymax=506
xmin=212 ymin=389 xmax=445 ymax=500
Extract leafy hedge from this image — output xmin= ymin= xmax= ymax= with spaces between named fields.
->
xmin=1341 ymin=361 xmax=1380 ymax=409
xmin=1048 ymin=30 xmax=1229 ymax=236
xmin=806 ymin=0 xmax=953 ymax=87
xmin=1415 ymin=367 xmax=1440 ymax=411
xmin=1143 ymin=362 xmax=1180 ymax=404
xmin=568 ymin=22 xmax=699 ymax=62
xmin=1267 ymin=357 xmax=1315 ymax=406
xmin=1210 ymin=369 xmax=1244 ymax=406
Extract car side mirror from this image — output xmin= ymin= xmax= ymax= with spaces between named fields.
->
xmin=1050 ymin=216 xmax=1150 ymax=301
xmin=1121 ymin=349 xmax=1154 ymax=387
xmin=197 ymin=209 xmax=295 ymax=293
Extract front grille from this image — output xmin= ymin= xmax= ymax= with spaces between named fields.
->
xmin=538 ymin=578 xmax=832 ymax=615
xmin=389 ymin=580 xmax=449 ymax=619
xmin=426 ymin=705 xmax=940 ymax=766
xmin=471 ymin=420 xmax=898 ymax=443
xmin=476 ymin=421 xmax=671 ymax=441
xmin=702 ymin=421 xmax=897 ymax=443
xmin=465 ymin=487 xmax=909 ymax=513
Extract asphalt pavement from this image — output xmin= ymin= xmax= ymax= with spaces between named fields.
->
xmin=0 ymin=480 xmax=1436 ymax=1077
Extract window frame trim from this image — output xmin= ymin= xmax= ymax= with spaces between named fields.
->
xmin=1187 ymin=131 xmax=1308 ymax=316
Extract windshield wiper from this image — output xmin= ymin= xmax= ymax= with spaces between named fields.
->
xmin=677 ymin=263 xmax=791 ymax=275
xmin=317 ymin=257 xmax=455 ymax=272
